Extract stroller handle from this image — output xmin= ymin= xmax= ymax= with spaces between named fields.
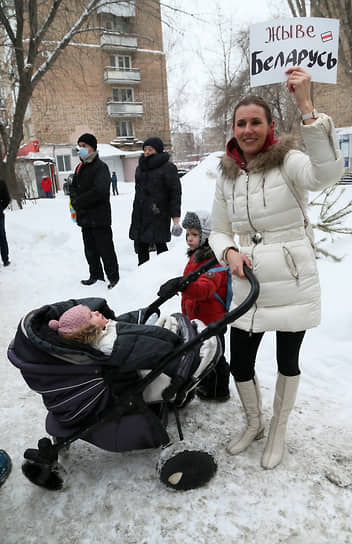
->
xmin=179 ymin=262 xmax=260 ymax=338
xmin=143 ymin=256 xmax=218 ymax=321
xmin=133 ymin=263 xmax=259 ymax=392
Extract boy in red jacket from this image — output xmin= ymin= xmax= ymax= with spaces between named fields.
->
xmin=181 ymin=210 xmax=230 ymax=401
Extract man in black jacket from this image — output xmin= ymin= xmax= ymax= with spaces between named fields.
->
xmin=0 ymin=178 xmax=10 ymax=267
xmin=69 ymin=133 xmax=119 ymax=289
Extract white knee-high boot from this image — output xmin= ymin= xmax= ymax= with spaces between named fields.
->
xmin=261 ymin=373 xmax=300 ymax=469
xmin=227 ymin=376 xmax=264 ymax=455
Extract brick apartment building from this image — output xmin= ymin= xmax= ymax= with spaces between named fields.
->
xmin=25 ymin=0 xmax=171 ymax=184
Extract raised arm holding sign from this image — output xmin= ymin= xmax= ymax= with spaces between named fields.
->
xmin=285 ymin=66 xmax=316 ymax=125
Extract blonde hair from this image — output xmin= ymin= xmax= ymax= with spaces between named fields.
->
xmin=62 ymin=322 xmax=101 ymax=345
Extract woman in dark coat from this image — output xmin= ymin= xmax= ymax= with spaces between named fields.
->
xmin=129 ymin=137 xmax=182 ymax=265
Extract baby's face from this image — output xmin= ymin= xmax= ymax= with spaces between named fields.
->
xmin=89 ymin=309 xmax=108 ymax=329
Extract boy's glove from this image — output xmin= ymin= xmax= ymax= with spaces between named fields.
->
xmin=171 ymin=223 xmax=183 ymax=237
xmin=157 ymin=276 xmax=186 ymax=298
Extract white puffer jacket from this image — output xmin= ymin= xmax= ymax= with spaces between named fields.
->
xmin=209 ymin=114 xmax=344 ymax=332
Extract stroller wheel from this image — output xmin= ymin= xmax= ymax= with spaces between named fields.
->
xmin=158 ymin=447 xmax=217 ymax=491
xmin=22 ymin=460 xmax=64 ymax=491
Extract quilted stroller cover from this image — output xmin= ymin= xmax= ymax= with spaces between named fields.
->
xmin=8 ymin=297 xmax=221 ymax=453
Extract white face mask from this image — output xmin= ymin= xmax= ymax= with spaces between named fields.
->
xmin=79 ymin=147 xmax=89 ymax=158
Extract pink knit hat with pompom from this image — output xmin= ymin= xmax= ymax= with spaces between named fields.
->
xmin=49 ymin=304 xmax=91 ymax=336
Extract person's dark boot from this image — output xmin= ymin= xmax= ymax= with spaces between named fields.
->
xmin=107 ymin=278 xmax=119 ymax=289
xmin=81 ymin=276 xmax=104 ymax=286
xmin=3 ymin=260 xmax=10 ymax=267
xmin=196 ymin=384 xmax=230 ymax=402
xmin=196 ymin=358 xmax=230 ymax=402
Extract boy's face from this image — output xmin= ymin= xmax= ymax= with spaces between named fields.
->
xmin=186 ymin=227 xmax=200 ymax=250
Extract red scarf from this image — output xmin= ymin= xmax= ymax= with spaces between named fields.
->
xmin=226 ymin=129 xmax=278 ymax=170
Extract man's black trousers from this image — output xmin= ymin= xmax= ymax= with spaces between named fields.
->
xmin=82 ymin=226 xmax=119 ymax=282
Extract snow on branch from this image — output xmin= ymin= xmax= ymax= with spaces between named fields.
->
xmin=310 ymin=184 xmax=352 ymax=260
xmin=31 ymin=0 xmax=101 ymax=86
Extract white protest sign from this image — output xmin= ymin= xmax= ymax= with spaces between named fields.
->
xmin=250 ymin=17 xmax=339 ymax=87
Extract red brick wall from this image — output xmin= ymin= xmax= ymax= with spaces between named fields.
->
xmin=313 ymin=63 xmax=352 ymax=128
xmin=30 ymin=0 xmax=171 ymax=148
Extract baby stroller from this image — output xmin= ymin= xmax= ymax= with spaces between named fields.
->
xmin=8 ymin=259 xmax=259 ymax=492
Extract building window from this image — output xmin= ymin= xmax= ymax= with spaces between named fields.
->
xmin=102 ymin=14 xmax=128 ymax=33
xmin=112 ymin=88 xmax=133 ymax=102
xmin=116 ymin=120 xmax=134 ymax=137
xmin=57 ymin=155 xmax=72 ymax=172
xmin=110 ymin=55 xmax=131 ymax=69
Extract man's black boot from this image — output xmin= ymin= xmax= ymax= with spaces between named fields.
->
xmin=107 ymin=277 xmax=119 ymax=289
xmin=81 ymin=276 xmax=104 ymax=286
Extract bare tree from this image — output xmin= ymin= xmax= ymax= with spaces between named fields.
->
xmin=0 ymin=0 xmax=183 ymax=203
xmin=311 ymin=185 xmax=352 ymax=260
xmin=286 ymin=0 xmax=309 ymax=17
xmin=0 ymin=0 xmax=114 ymax=201
xmin=196 ymin=8 xmax=241 ymax=149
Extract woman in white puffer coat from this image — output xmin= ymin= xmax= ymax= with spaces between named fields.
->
xmin=209 ymin=67 xmax=344 ymax=469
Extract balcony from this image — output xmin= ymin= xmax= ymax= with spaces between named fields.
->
xmin=100 ymin=33 xmax=138 ymax=53
xmin=97 ymin=0 xmax=135 ymax=17
xmin=104 ymin=67 xmax=140 ymax=85
xmin=107 ymin=101 xmax=143 ymax=118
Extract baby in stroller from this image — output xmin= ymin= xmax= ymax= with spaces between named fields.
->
xmin=8 ymin=263 xmax=258 ymax=492
xmin=8 ymin=296 xmax=222 ymax=491
xmin=48 ymin=303 xmax=180 ymax=355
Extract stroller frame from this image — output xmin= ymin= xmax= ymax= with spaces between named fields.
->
xmin=8 ymin=259 xmax=259 ymax=491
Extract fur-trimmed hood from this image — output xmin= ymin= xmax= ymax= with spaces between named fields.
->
xmin=219 ymin=135 xmax=302 ymax=180
xmin=187 ymin=242 xmax=214 ymax=263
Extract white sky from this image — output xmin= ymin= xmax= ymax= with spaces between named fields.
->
xmin=162 ymin=0 xmax=292 ymax=130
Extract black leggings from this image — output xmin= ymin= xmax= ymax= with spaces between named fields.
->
xmin=230 ymin=327 xmax=306 ymax=382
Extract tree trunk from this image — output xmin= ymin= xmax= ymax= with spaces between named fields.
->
xmin=1 ymin=160 xmax=24 ymax=208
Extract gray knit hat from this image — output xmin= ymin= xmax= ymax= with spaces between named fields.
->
xmin=182 ymin=210 xmax=212 ymax=246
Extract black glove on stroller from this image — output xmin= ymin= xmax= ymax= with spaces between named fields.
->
xmin=157 ymin=277 xmax=187 ymax=299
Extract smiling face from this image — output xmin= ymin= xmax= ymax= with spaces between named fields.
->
xmin=233 ymin=104 xmax=274 ymax=162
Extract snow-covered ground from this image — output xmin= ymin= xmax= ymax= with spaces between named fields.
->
xmin=1 ymin=154 xmax=351 ymax=544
